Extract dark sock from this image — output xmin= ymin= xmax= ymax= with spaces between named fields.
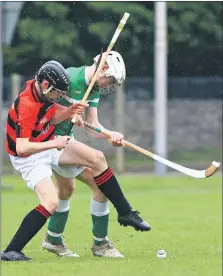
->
xmin=5 ymin=204 xmax=51 ymax=252
xmin=94 ymin=167 xmax=132 ymax=216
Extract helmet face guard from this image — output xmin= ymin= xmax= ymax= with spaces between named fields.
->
xmin=41 ymin=85 xmax=67 ymax=103
xmin=94 ymin=75 xmax=119 ymax=94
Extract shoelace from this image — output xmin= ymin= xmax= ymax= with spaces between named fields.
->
xmin=59 ymin=242 xmax=75 ymax=254
xmin=61 ymin=240 xmax=69 ymax=250
xmin=101 ymin=240 xmax=115 ymax=249
xmin=54 ymin=236 xmax=68 ymax=250
xmin=131 ymin=210 xmax=143 ymax=222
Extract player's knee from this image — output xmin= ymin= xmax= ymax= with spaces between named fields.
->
xmin=44 ymin=198 xmax=59 ymax=214
xmin=82 ymin=167 xmax=93 ymax=180
xmin=68 ymin=183 xmax=75 ymax=195
xmin=59 ymin=184 xmax=75 ymax=199
xmin=93 ymin=150 xmax=107 ymax=168
xmin=56 ymin=176 xmax=75 ymax=199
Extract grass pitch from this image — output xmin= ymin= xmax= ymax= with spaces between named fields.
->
xmin=1 ymin=174 xmax=222 ymax=276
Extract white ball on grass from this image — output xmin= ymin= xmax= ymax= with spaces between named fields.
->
xmin=157 ymin=249 xmax=167 ymax=259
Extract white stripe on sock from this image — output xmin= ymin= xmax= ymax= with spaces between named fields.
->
xmin=56 ymin=199 xmax=70 ymax=213
xmin=47 ymin=230 xmax=62 ymax=238
xmin=94 ymin=236 xmax=107 ymax=241
xmin=90 ymin=198 xmax=109 ymax=216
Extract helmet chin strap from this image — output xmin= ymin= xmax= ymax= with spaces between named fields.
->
xmin=42 ymin=85 xmax=53 ymax=95
xmin=37 ymin=81 xmax=55 ymax=102
xmin=37 ymin=81 xmax=51 ymax=95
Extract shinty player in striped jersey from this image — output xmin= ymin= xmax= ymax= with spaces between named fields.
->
xmin=1 ymin=61 xmax=87 ymax=261
xmin=41 ymin=51 xmax=151 ymax=258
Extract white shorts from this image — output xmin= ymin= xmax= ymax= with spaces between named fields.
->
xmin=51 ymin=137 xmax=86 ymax=180
xmin=51 ymin=152 xmax=85 ymax=180
xmin=52 ymin=161 xmax=85 ymax=180
xmin=9 ymin=149 xmax=62 ymax=190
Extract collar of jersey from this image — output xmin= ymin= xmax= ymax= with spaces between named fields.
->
xmin=30 ymin=80 xmax=50 ymax=104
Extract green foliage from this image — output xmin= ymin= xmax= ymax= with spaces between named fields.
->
xmin=167 ymin=2 xmax=222 ymax=75
xmin=3 ymin=2 xmax=222 ymax=76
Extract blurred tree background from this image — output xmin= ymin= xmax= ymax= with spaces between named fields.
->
xmin=3 ymin=1 xmax=222 ymax=77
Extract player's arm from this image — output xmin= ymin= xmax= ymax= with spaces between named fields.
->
xmin=15 ymin=101 xmax=70 ymax=156
xmin=85 ymin=106 xmax=110 ymax=139
xmin=16 ymin=138 xmax=68 ymax=156
xmin=52 ymin=103 xmax=87 ymax=125
xmin=85 ymin=106 xmax=124 ymax=147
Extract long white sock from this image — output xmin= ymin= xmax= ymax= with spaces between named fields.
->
xmin=56 ymin=199 xmax=70 ymax=212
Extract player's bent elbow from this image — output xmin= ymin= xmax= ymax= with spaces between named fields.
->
xmin=16 ymin=139 xmax=30 ymax=156
xmin=16 ymin=145 xmax=27 ymax=156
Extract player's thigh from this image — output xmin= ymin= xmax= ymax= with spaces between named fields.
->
xmin=53 ymin=171 xmax=75 ymax=199
xmin=77 ymin=167 xmax=107 ymax=202
xmin=35 ymin=177 xmax=59 ymax=213
xmin=58 ymin=139 xmax=106 ymax=168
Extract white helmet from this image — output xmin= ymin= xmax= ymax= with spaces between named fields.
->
xmin=93 ymin=51 xmax=126 ymax=92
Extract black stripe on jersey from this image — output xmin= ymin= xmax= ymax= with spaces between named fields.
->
xmin=36 ymin=102 xmax=53 ymax=123
xmin=31 ymin=87 xmax=38 ymax=102
xmin=36 ymin=106 xmax=46 ymax=125
xmin=16 ymin=124 xmax=21 ymax=138
xmin=32 ymin=82 xmax=43 ymax=102
xmin=7 ymin=114 xmax=16 ymax=130
xmin=7 ymin=134 xmax=17 ymax=155
xmin=14 ymin=97 xmax=20 ymax=119
xmin=41 ymin=130 xmax=54 ymax=142
xmin=32 ymin=122 xmax=51 ymax=138
xmin=14 ymin=97 xmax=22 ymax=137
xmin=32 ymin=130 xmax=41 ymax=138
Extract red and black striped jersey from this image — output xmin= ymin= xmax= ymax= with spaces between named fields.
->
xmin=5 ymin=79 xmax=56 ymax=156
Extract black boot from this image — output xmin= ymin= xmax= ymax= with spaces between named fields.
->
xmin=118 ymin=210 xmax=151 ymax=232
xmin=1 ymin=251 xmax=32 ymax=261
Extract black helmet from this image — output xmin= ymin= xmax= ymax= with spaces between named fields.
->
xmin=36 ymin=60 xmax=70 ymax=102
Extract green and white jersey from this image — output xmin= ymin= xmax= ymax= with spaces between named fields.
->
xmin=55 ymin=66 xmax=100 ymax=136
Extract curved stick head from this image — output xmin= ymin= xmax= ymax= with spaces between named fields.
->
xmin=205 ymin=161 xmax=221 ymax=177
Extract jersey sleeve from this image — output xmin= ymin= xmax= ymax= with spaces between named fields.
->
xmin=16 ymin=97 xmax=39 ymax=138
xmin=89 ymin=91 xmax=100 ymax=107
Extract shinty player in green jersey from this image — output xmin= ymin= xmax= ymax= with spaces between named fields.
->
xmin=42 ymin=51 xmax=151 ymax=258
